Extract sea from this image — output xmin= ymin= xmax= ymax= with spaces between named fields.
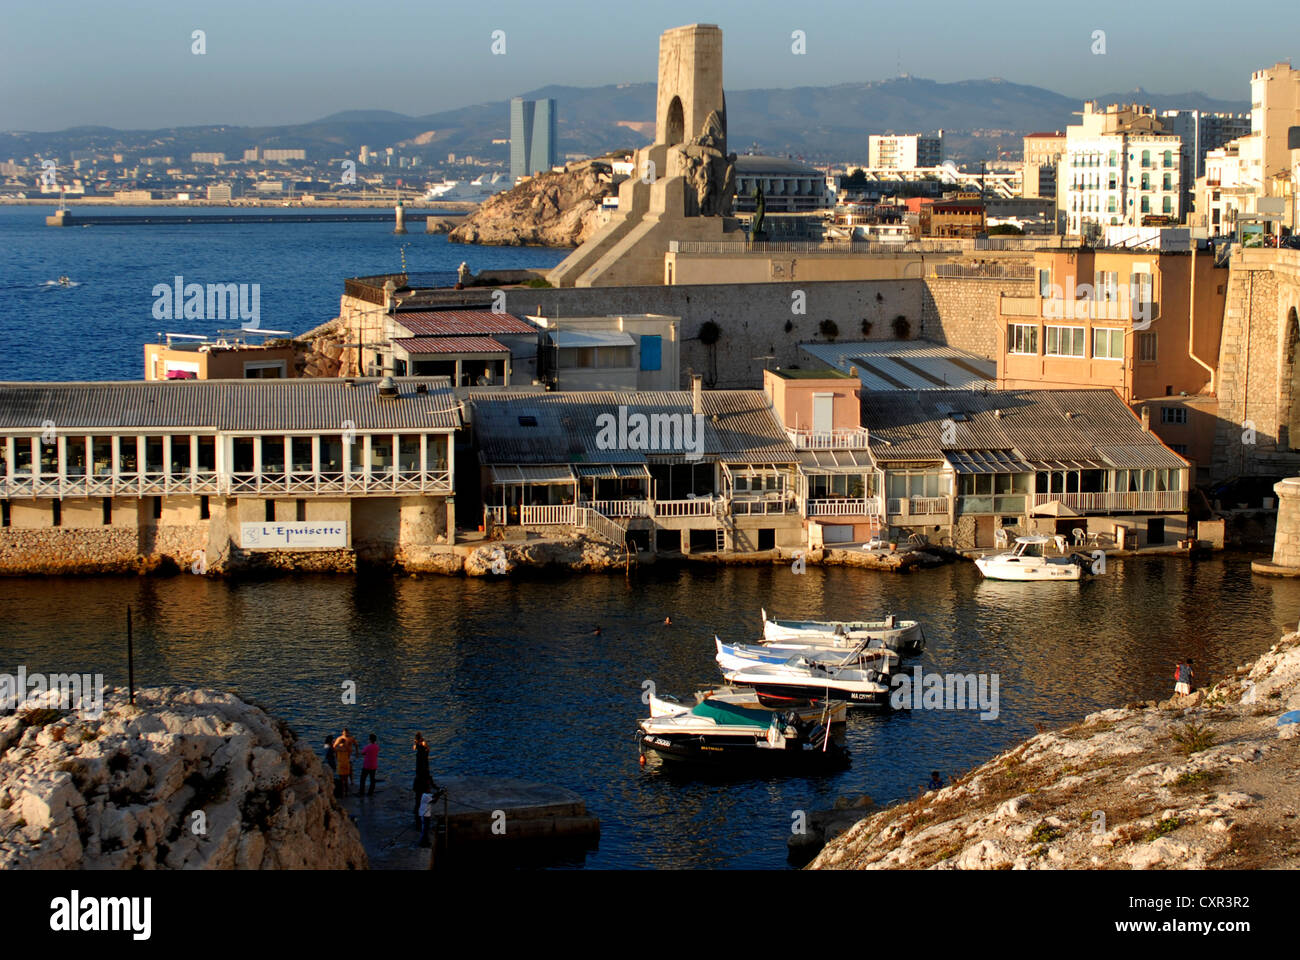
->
xmin=0 ymin=203 xmax=1293 ymax=869
xmin=0 ymin=204 xmax=568 ymax=382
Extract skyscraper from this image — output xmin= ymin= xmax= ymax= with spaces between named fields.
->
xmin=510 ymin=97 xmax=557 ymax=182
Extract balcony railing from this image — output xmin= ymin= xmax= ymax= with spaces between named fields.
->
xmin=1030 ymin=491 xmax=1186 ymax=513
xmin=806 ymin=497 xmax=882 ymax=517
xmin=519 ymin=504 xmax=577 ymax=526
xmin=581 ymin=499 xmax=653 ymax=518
xmin=785 ymin=428 xmax=870 ymax=449
xmin=730 ymin=495 xmax=796 ymax=515
xmin=654 ymin=498 xmax=720 ymax=518
xmin=887 ymin=496 xmax=950 ymax=516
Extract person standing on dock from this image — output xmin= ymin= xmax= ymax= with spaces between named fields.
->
xmin=334 ymin=729 xmax=359 ymax=795
xmin=359 ymin=734 xmax=379 ymax=796
xmin=413 ymin=732 xmax=431 ymax=827
xmin=1174 ymin=659 xmax=1195 ymax=696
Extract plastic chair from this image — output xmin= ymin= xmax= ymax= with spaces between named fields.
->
xmin=1072 ymin=527 xmax=1086 ymax=547
xmin=994 ymin=528 xmax=1009 ymax=548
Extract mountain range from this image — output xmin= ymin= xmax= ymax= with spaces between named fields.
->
xmin=2 ymin=76 xmax=1250 ymax=167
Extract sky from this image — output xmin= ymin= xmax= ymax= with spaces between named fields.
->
xmin=1 ymin=0 xmax=1296 ymax=131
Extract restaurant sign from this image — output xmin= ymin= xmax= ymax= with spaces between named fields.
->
xmin=240 ymin=522 xmax=348 ymax=550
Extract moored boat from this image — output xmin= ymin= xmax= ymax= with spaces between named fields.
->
xmin=722 ymin=656 xmax=894 ymax=708
xmin=637 ymin=698 xmax=848 ymax=771
xmin=974 ymin=535 xmax=1096 ymax=582
xmin=715 ymin=636 xmax=898 ymax=675
xmin=760 ymin=608 xmax=924 ymax=655
xmin=649 ymin=685 xmax=848 ymax=726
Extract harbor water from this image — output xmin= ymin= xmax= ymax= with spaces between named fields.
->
xmin=0 ymin=556 xmax=1293 ymax=869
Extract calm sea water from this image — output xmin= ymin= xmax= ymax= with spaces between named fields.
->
xmin=0 ymin=557 xmax=1293 ymax=869
xmin=0 ymin=204 xmax=568 ymax=382
xmin=0 ymin=204 xmax=1292 ymax=869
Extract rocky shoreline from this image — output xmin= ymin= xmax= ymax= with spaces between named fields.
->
xmin=0 ymin=687 xmax=366 ymax=869
xmin=436 ymin=156 xmax=619 ymax=248
xmin=809 ymin=633 xmax=1300 ymax=870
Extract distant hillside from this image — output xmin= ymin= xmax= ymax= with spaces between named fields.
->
xmin=1 ymin=77 xmax=1249 ymax=167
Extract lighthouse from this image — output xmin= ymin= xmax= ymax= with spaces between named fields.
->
xmin=393 ymin=198 xmax=407 ymax=234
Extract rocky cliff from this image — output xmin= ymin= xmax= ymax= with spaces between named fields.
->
xmin=444 ymin=157 xmax=619 ymax=247
xmin=810 ymin=633 xmax=1300 ymax=870
xmin=0 ymin=686 xmax=367 ymax=869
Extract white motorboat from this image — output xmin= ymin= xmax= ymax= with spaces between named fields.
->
xmin=760 ymin=608 xmax=924 ymax=654
xmin=715 ymin=636 xmax=898 ymax=676
xmin=974 ymin=535 xmax=1094 ymax=582
xmin=722 ymin=655 xmax=893 ymax=708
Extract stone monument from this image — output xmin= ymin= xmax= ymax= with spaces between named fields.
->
xmin=547 ymin=24 xmax=742 ymax=287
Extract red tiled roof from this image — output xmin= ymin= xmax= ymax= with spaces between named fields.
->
xmin=393 ymin=336 xmax=510 ymax=355
xmin=395 ymin=311 xmax=538 ymax=336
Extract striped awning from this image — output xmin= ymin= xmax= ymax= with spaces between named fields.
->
xmin=574 ymin=463 xmax=652 ymax=479
xmin=489 ymin=464 xmax=575 ymax=485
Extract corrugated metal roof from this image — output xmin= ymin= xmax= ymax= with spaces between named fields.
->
xmin=396 ymin=311 xmax=538 ymax=337
xmin=470 ymin=390 xmax=797 ymax=465
xmin=490 ymin=465 xmax=575 ymax=484
xmin=393 ymin=336 xmax=509 ymax=355
xmin=800 ymin=341 xmax=995 ymax=392
xmin=0 ymin=378 xmax=461 ymax=432
xmin=862 ymin=389 xmax=1188 ymax=470
xmin=574 ymin=463 xmax=652 ymax=479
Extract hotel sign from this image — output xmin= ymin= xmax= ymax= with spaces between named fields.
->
xmin=240 ymin=522 xmax=348 ymax=550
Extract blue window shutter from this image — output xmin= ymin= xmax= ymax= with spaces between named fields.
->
xmin=639 ymin=335 xmax=662 ymax=371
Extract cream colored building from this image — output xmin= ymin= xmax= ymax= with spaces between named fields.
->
xmin=1062 ymin=102 xmax=1183 ymax=240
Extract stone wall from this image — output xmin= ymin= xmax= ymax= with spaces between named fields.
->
xmin=920 ymin=277 xmax=1035 ymax=359
xmin=499 ymin=280 xmax=926 ymax=387
xmin=1211 ymin=250 xmax=1300 ymax=481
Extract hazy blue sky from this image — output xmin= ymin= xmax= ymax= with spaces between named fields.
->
xmin=1 ymin=0 xmax=1295 ymax=131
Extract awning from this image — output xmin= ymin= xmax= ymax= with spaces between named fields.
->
xmin=945 ymin=449 xmax=1036 ymax=474
xmin=575 ymin=463 xmax=651 ymax=479
xmin=1031 ymin=500 xmax=1083 ymax=517
xmin=799 ymin=449 xmax=875 ymax=473
xmin=489 ymin=464 xmax=575 ymax=485
xmin=551 ymin=330 xmax=635 ymax=349
xmin=1028 ymin=459 xmax=1109 ymax=472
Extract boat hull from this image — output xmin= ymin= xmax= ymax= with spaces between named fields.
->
xmin=637 ymin=731 xmax=849 ymax=771
xmin=762 ymin=619 xmax=924 ymax=655
xmin=974 ymin=557 xmax=1083 ymax=581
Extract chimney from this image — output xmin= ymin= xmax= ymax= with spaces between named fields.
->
xmin=692 ymin=374 xmax=703 ymax=414
xmin=1141 ymin=406 xmax=1150 ymax=431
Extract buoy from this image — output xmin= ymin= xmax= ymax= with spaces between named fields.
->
xmin=638 ymin=754 xmax=646 ymax=766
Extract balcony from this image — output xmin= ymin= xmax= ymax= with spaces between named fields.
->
xmin=581 ymin=499 xmax=653 ymax=518
xmin=654 ymin=498 xmax=721 ymax=518
xmin=887 ymin=496 xmax=950 ymax=517
xmin=1029 ymin=491 xmax=1187 ymax=513
xmin=807 ymin=497 xmax=882 ymax=518
xmin=785 ymin=427 xmax=870 ymax=449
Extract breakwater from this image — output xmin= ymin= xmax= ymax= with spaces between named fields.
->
xmin=45 ymin=210 xmax=463 ymax=227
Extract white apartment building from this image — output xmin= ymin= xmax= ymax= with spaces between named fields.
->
xmin=1191 ymin=62 xmax=1300 ymax=237
xmin=868 ymin=133 xmax=943 ymax=170
xmin=1062 ymin=102 xmax=1182 ymax=241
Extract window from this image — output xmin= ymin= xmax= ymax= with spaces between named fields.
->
xmin=1161 ymin=406 xmax=1188 ymax=425
xmin=1045 ymin=326 xmax=1086 ymax=357
xmin=1163 ymin=150 xmax=1174 ymax=168
xmin=1038 ymin=268 xmax=1052 ymax=298
xmin=1008 ymin=324 xmax=1038 ymax=355
xmin=1171 ymin=444 xmax=1188 ymax=455
xmin=1094 ymin=271 xmax=1119 ymax=301
xmin=1163 ymin=197 xmax=1172 ymax=214
xmin=1138 ymin=332 xmax=1158 ymax=362
xmin=1141 ymin=150 xmax=1151 ymax=168
xmin=1162 ymin=173 xmax=1172 ymax=191
xmin=1108 ymin=151 xmax=1118 ymax=167
xmin=1141 ymin=173 xmax=1151 ymax=191
xmin=1141 ymin=196 xmax=1151 ymax=213
xmin=1093 ymin=327 xmax=1124 ymax=359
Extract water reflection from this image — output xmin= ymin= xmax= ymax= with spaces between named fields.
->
xmin=0 ymin=555 xmax=1292 ymax=869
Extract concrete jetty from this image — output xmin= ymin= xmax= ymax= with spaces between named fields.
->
xmin=341 ymin=774 xmax=600 ymax=869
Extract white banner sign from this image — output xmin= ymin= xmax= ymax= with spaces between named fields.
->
xmin=240 ymin=522 xmax=348 ymax=550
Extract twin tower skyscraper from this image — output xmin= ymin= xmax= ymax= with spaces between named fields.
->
xmin=510 ymin=97 xmax=557 ymax=183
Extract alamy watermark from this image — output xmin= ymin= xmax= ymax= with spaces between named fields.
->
xmin=1042 ymin=278 xmax=1153 ymax=329
xmin=889 ymin=667 xmax=1000 ymax=720
xmin=151 ymin=276 xmax=260 ymax=328
xmin=595 ymin=406 xmax=704 ymax=461
xmin=1 ymin=667 xmax=105 ymax=719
